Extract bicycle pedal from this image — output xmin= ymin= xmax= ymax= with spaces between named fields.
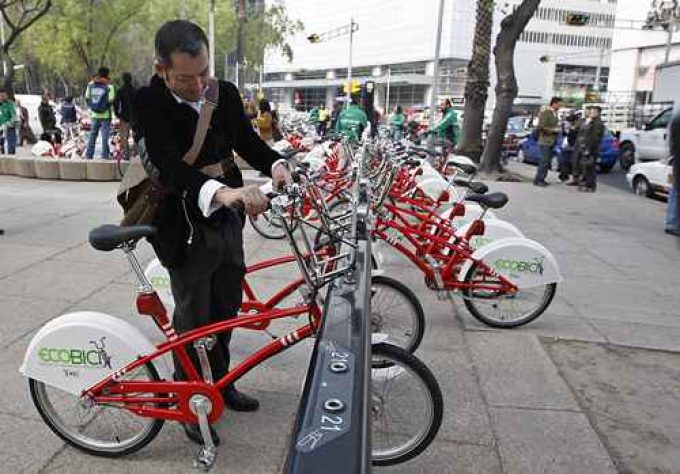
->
xmin=194 ymin=446 xmax=218 ymax=471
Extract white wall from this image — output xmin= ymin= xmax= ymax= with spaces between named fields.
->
xmin=265 ymin=0 xmax=476 ymax=72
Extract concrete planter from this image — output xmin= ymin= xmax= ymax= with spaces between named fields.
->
xmin=86 ymin=159 xmax=117 ymax=181
xmin=0 ymin=156 xmax=11 ymax=175
xmin=34 ymin=158 xmax=61 ymax=180
xmin=115 ymin=159 xmax=130 ymax=180
xmin=59 ymin=159 xmax=88 ymax=180
xmin=13 ymin=157 xmax=36 ymax=178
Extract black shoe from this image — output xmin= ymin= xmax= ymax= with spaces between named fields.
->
xmin=533 ymin=181 xmax=549 ymax=187
xmin=223 ymin=387 xmax=260 ymax=412
xmin=182 ymin=422 xmax=220 ymax=446
xmin=665 ymin=228 xmax=680 ymax=237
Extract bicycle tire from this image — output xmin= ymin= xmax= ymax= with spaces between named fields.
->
xmin=371 ymin=275 xmax=425 ymax=353
xmin=462 ymin=262 xmax=557 ymax=328
xmin=371 ymin=343 xmax=443 ymax=466
xmin=29 ymin=362 xmax=164 ymax=457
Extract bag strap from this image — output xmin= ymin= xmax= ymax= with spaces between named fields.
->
xmin=182 ymin=77 xmax=219 ymax=166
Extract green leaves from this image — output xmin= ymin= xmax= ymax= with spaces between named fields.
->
xmin=11 ymin=0 xmax=302 ymax=94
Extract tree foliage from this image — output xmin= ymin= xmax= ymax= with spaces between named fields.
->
xmin=0 ymin=0 xmax=53 ymax=93
xmin=11 ymin=0 xmax=302 ymax=96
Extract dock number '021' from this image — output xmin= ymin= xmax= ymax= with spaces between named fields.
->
xmin=320 ymin=414 xmax=343 ymax=431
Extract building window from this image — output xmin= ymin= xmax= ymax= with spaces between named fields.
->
xmin=294 ymin=87 xmax=327 ymax=111
xmin=264 ymin=87 xmax=287 ymax=107
xmin=388 ymin=85 xmax=428 ymax=109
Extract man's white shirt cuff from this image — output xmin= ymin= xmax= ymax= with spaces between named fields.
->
xmin=198 ymin=179 xmax=226 ymax=218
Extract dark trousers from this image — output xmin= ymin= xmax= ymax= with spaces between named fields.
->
xmin=534 ymin=145 xmax=552 ymax=184
xmin=169 ymin=212 xmax=245 ymax=385
xmin=580 ymin=154 xmax=597 ymax=190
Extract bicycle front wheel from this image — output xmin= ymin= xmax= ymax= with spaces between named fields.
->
xmin=462 ymin=262 xmax=557 ymax=327
xmin=29 ymin=363 xmax=164 ymax=457
xmin=371 ymin=343 xmax=443 ymax=466
xmin=370 ymin=275 xmax=425 ymax=353
xmin=249 ymin=209 xmax=294 ymax=240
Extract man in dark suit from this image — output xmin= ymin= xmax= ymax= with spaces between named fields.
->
xmin=133 ymin=20 xmax=291 ymax=445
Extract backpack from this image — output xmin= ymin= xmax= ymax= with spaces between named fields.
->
xmin=88 ymin=82 xmax=110 ymax=113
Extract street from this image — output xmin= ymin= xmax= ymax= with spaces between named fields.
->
xmin=1 ymin=165 xmax=679 ymax=473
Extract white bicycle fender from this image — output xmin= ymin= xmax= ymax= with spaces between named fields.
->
xmin=20 ymin=311 xmax=171 ymax=395
xmin=458 ymin=237 xmax=563 ymax=288
xmin=145 ymin=258 xmax=175 ymax=310
xmin=455 ymin=219 xmax=525 ymax=250
xmin=439 ymin=204 xmax=497 ymax=229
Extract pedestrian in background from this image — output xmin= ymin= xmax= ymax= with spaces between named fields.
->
xmin=430 ymin=99 xmax=459 ymax=147
xmin=38 ymin=95 xmax=57 ymax=135
xmin=0 ymin=89 xmax=18 ymax=154
xmin=16 ymin=100 xmax=35 ymax=146
xmin=567 ymin=111 xmax=588 ymax=186
xmin=256 ymin=98 xmax=274 ymax=146
xmin=85 ymin=66 xmax=115 ymax=159
xmin=390 ymin=105 xmax=405 ymax=141
xmin=329 ymin=101 xmax=341 ymax=130
xmin=665 ymin=110 xmax=680 ymax=236
xmin=534 ymin=96 xmax=562 ymax=187
xmin=578 ymin=106 xmax=605 ymax=193
xmin=316 ymin=103 xmax=329 ymax=137
xmin=60 ymin=97 xmax=79 ymax=142
xmin=114 ymin=72 xmax=137 ymax=160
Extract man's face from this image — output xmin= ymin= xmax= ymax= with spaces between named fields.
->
xmin=156 ymin=45 xmax=210 ymax=102
xmin=589 ymin=108 xmax=600 ymax=119
xmin=551 ymin=101 xmax=562 ymax=111
xmin=0 ymin=92 xmax=7 ymax=102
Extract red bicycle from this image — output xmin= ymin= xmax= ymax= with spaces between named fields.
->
xmin=21 ymin=187 xmax=441 ymax=470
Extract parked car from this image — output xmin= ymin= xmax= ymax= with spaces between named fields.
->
xmin=502 ymin=118 xmax=531 ymax=156
xmin=626 ymin=157 xmax=673 ymax=199
xmin=619 ymin=107 xmax=672 ymax=171
xmin=518 ymin=128 xmax=620 ymax=173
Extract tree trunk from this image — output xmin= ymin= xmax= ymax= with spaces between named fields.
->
xmin=235 ymin=0 xmax=246 ymax=89
xmin=480 ymin=0 xmax=541 ymax=174
xmin=457 ymin=0 xmax=494 ymax=162
xmin=1 ymin=53 xmax=15 ymax=96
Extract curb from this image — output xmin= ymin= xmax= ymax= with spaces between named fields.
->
xmin=0 ymin=155 xmax=120 ymax=182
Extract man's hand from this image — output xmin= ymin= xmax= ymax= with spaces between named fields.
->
xmin=272 ymin=160 xmax=293 ymax=190
xmin=215 ymin=185 xmax=269 ymax=216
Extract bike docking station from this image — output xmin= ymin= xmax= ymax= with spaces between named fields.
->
xmin=285 ymin=147 xmax=373 ymax=473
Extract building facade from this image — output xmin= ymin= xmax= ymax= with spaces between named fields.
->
xmin=258 ymin=0 xmax=617 ymax=113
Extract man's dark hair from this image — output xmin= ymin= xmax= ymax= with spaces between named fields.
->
xmin=155 ymin=20 xmax=209 ymax=67
xmin=98 ymin=66 xmax=110 ymax=78
xmin=550 ymin=96 xmax=563 ymax=106
xmin=122 ymin=72 xmax=133 ymax=86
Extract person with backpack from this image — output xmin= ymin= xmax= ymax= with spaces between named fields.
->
xmin=85 ymin=66 xmax=116 ymax=159
xmin=114 ymin=72 xmax=137 ymax=160
xmin=390 ymin=105 xmax=406 ymax=141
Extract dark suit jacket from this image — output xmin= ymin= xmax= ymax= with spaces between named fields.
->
xmin=133 ymin=75 xmax=282 ymax=266
xmin=670 ymin=110 xmax=680 ymax=191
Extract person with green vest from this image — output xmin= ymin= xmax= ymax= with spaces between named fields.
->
xmin=390 ymin=105 xmax=406 ymax=141
xmin=430 ymin=99 xmax=459 ymax=145
xmin=308 ymin=105 xmax=320 ymax=124
xmin=335 ymin=99 xmax=368 ymax=142
xmin=84 ymin=66 xmax=116 ymax=159
xmin=534 ymin=96 xmax=563 ymax=187
xmin=0 ymin=89 xmax=17 ymax=154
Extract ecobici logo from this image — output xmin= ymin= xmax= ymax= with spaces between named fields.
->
xmin=150 ymin=275 xmax=171 ymax=289
xmin=38 ymin=337 xmax=113 ymax=369
xmin=494 ymin=256 xmax=545 ymax=275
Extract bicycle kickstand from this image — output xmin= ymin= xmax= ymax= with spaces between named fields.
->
xmin=192 ymin=337 xmax=218 ymax=471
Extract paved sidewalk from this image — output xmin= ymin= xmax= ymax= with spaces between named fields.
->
xmin=0 ymin=168 xmax=678 ymax=473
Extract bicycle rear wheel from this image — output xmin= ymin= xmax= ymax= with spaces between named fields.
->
xmin=29 ymin=363 xmax=164 ymax=457
xmin=462 ymin=262 xmax=557 ymax=327
xmin=370 ymin=275 xmax=425 ymax=353
xmin=371 ymin=343 xmax=443 ymax=466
